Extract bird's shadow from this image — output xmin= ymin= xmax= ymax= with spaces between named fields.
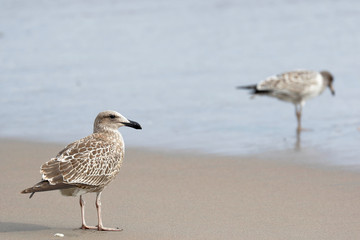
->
xmin=0 ymin=222 xmax=50 ymax=232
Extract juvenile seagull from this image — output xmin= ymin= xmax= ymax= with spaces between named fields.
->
xmin=237 ymin=70 xmax=335 ymax=131
xmin=21 ymin=110 xmax=142 ymax=231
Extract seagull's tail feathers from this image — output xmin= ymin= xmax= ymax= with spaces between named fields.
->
xmin=236 ymin=84 xmax=272 ymax=95
xmin=21 ymin=180 xmax=73 ymax=198
xmin=236 ymin=84 xmax=257 ymax=90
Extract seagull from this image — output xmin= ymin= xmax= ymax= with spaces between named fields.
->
xmin=237 ymin=70 xmax=335 ymax=131
xmin=21 ymin=110 xmax=142 ymax=231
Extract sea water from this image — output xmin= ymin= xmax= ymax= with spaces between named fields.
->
xmin=0 ymin=0 xmax=359 ymax=168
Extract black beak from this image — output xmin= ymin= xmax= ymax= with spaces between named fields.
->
xmin=329 ymin=84 xmax=335 ymax=96
xmin=122 ymin=120 xmax=142 ymax=130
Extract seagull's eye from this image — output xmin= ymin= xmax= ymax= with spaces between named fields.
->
xmin=109 ymin=114 xmax=116 ymax=119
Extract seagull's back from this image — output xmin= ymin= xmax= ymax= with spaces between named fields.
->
xmin=257 ymin=70 xmax=325 ymax=104
xmin=41 ymin=131 xmax=124 ymax=196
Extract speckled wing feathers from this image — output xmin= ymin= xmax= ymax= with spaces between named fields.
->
xmin=258 ymin=70 xmax=320 ymax=94
xmin=40 ymin=133 xmax=123 ymax=189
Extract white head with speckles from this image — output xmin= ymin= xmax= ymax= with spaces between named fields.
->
xmin=93 ymin=110 xmax=142 ymax=133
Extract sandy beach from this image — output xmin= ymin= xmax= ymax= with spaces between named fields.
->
xmin=1 ymin=138 xmax=360 ymax=240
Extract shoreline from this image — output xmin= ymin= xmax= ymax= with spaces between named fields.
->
xmin=1 ymin=136 xmax=355 ymax=172
xmin=1 ymin=138 xmax=360 ymax=239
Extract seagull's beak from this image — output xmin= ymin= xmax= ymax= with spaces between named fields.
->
xmin=122 ymin=120 xmax=142 ymax=130
xmin=329 ymin=84 xmax=335 ymax=96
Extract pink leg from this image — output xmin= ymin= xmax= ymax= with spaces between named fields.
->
xmin=95 ymin=192 xmax=122 ymax=231
xmin=79 ymin=195 xmax=97 ymax=230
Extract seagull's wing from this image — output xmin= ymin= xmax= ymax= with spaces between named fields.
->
xmin=257 ymin=70 xmax=320 ymax=95
xmin=41 ymin=134 xmax=123 ymax=187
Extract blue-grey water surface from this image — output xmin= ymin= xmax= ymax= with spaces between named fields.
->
xmin=0 ymin=0 xmax=359 ymax=168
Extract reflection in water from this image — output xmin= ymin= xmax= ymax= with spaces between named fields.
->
xmin=295 ymin=129 xmax=301 ymax=151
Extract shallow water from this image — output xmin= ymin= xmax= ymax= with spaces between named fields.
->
xmin=0 ymin=0 xmax=359 ymax=167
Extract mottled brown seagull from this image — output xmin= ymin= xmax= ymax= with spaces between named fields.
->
xmin=237 ymin=70 xmax=335 ymax=132
xmin=21 ymin=110 xmax=142 ymax=231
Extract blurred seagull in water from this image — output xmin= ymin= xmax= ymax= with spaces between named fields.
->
xmin=237 ymin=70 xmax=335 ymax=132
xmin=21 ymin=110 xmax=142 ymax=231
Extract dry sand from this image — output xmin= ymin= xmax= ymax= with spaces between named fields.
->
xmin=0 ymin=138 xmax=360 ymax=240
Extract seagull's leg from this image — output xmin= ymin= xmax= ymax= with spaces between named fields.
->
xmin=95 ymin=192 xmax=122 ymax=231
xmin=295 ymin=104 xmax=302 ymax=133
xmin=79 ymin=195 xmax=97 ymax=230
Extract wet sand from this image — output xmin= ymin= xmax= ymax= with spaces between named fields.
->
xmin=1 ymin=139 xmax=360 ymax=239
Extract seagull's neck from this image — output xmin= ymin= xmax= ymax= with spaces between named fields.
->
xmin=323 ymin=78 xmax=330 ymax=87
xmin=93 ymin=125 xmax=120 ymax=136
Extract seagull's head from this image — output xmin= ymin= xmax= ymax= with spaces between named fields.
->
xmin=94 ymin=110 xmax=142 ymax=133
xmin=320 ymin=71 xmax=335 ymax=96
